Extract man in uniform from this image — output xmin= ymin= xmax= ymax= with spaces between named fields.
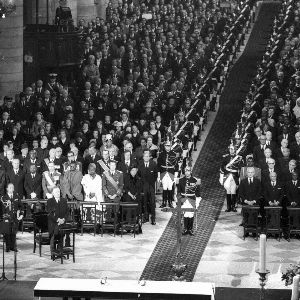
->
xmin=42 ymin=161 xmax=61 ymax=198
xmin=157 ymin=140 xmax=178 ymax=208
xmin=0 ymin=183 xmax=23 ymax=252
xmin=177 ymin=165 xmax=201 ymax=236
xmin=220 ymin=144 xmax=243 ymax=212
xmin=97 ymin=149 xmax=110 ymax=176
xmin=102 ymin=160 xmax=123 ymax=220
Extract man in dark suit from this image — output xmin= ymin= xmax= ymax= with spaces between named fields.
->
xmin=285 ymin=172 xmax=300 ymax=207
xmin=83 ymin=145 xmax=101 ymax=175
xmin=261 ymin=158 xmax=281 ymax=184
xmin=117 ymin=150 xmax=135 ymax=175
xmin=0 ymin=183 xmax=22 ymax=251
xmin=23 ymin=149 xmax=42 ymax=174
xmin=6 ymin=158 xmax=25 ymax=198
xmin=281 ymin=159 xmax=298 ymax=184
xmin=138 ymin=150 xmax=158 ymax=225
xmin=290 ymin=132 xmax=300 ymax=159
xmin=253 ymin=135 xmax=268 ymax=164
xmin=239 ymin=167 xmax=262 ymax=206
xmin=46 ymin=187 xmax=68 ymax=258
xmin=263 ymin=172 xmax=284 ymax=207
xmin=24 ymin=164 xmax=42 ymax=199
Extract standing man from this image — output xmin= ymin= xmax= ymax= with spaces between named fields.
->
xmin=0 ymin=183 xmax=23 ymax=252
xmin=138 ymin=150 xmax=158 ymax=225
xmin=24 ymin=164 xmax=43 ymax=199
xmin=6 ymin=158 xmax=25 ymax=198
xmin=61 ymin=162 xmax=83 ymax=201
xmin=42 ymin=161 xmax=61 ymax=198
xmin=220 ymin=144 xmax=243 ymax=212
xmin=46 ymin=187 xmax=68 ymax=259
xmin=157 ymin=140 xmax=178 ymax=208
xmin=102 ymin=160 xmax=123 ymax=220
xmin=177 ymin=165 xmax=201 ymax=236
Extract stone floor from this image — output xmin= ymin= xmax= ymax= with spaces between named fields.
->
xmin=193 ymin=202 xmax=300 ymax=289
xmin=3 ymin=207 xmax=172 ymax=281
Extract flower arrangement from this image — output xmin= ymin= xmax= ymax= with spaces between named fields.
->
xmin=282 ymin=263 xmax=300 ymax=286
xmin=0 ymin=0 xmax=16 ymax=19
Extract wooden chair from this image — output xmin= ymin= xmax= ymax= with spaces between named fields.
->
xmin=52 ymin=223 xmax=76 ymax=264
xmin=120 ymin=202 xmax=140 ymax=238
xmin=22 ymin=203 xmax=35 ymax=233
xmin=100 ymin=202 xmax=119 ymax=237
xmin=287 ymin=207 xmax=300 ymax=242
xmin=242 ymin=206 xmax=260 ymax=240
xmin=265 ymin=206 xmax=282 ymax=241
xmin=80 ymin=201 xmax=98 ymax=236
xmin=33 ymin=212 xmax=50 ymax=257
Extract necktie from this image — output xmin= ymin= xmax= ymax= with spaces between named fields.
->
xmin=272 ymin=182 xmax=275 ymax=187
xmin=32 ymin=174 xmax=35 ymax=179
xmin=294 ymin=181 xmax=297 ymax=186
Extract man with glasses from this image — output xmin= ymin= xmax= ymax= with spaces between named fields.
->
xmin=63 ymin=151 xmax=82 ymax=173
xmin=262 ymin=158 xmax=280 ymax=184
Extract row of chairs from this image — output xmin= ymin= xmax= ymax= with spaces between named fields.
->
xmin=242 ymin=206 xmax=300 ymax=241
xmin=21 ymin=200 xmax=141 ymax=237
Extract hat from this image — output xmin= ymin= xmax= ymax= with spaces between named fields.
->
xmin=49 ymin=73 xmax=57 ymax=78
xmin=106 ymin=134 xmax=112 ymax=141
xmin=21 ymin=143 xmax=28 ymax=150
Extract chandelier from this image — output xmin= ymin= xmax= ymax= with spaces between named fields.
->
xmin=0 ymin=0 xmax=16 ymax=19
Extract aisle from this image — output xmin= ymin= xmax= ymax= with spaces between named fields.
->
xmin=140 ymin=2 xmax=280 ymax=282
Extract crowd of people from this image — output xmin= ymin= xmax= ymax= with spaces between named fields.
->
xmin=0 ymin=0 xmax=255 ymax=254
xmin=220 ymin=0 xmax=300 ymax=231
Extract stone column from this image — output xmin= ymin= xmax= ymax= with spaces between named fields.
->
xmin=77 ymin=0 xmax=97 ymax=23
xmin=95 ymin=0 xmax=109 ymax=20
xmin=0 ymin=0 xmax=23 ymax=98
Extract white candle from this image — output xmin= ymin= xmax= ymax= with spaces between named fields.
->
xmin=259 ymin=234 xmax=266 ymax=273
xmin=291 ymin=275 xmax=300 ymax=300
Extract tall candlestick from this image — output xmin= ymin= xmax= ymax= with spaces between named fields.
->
xmin=259 ymin=234 xmax=266 ymax=273
xmin=291 ymin=275 xmax=300 ymax=300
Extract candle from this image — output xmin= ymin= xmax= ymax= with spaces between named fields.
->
xmin=259 ymin=234 xmax=266 ymax=273
xmin=291 ymin=275 xmax=300 ymax=300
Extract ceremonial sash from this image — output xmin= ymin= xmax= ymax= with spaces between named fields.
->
xmin=44 ymin=172 xmax=56 ymax=187
xmin=225 ymin=155 xmax=240 ymax=171
xmin=104 ymin=172 xmax=119 ymax=193
xmin=98 ymin=159 xmax=109 ymax=173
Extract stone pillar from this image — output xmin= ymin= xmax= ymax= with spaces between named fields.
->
xmin=0 ymin=0 xmax=23 ymax=98
xmin=96 ymin=0 xmax=109 ymax=20
xmin=77 ymin=0 xmax=97 ymax=23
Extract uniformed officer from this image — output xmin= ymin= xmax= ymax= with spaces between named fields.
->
xmin=102 ymin=160 xmax=124 ymax=220
xmin=177 ymin=165 xmax=201 ymax=236
xmin=42 ymin=161 xmax=62 ymax=198
xmin=157 ymin=140 xmax=179 ymax=208
xmin=219 ymin=144 xmax=244 ymax=212
xmin=0 ymin=183 xmax=23 ymax=252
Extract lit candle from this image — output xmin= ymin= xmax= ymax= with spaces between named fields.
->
xmin=259 ymin=234 xmax=266 ymax=273
xmin=291 ymin=275 xmax=300 ymax=300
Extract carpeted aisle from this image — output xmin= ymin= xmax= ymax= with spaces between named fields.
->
xmin=141 ymin=2 xmax=280 ymax=282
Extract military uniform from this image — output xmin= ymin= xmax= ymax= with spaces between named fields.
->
xmin=157 ymin=145 xmax=178 ymax=208
xmin=102 ymin=169 xmax=124 ymax=220
xmin=220 ymin=152 xmax=243 ymax=212
xmin=177 ymin=175 xmax=201 ymax=235
xmin=97 ymin=158 xmax=110 ymax=176
xmin=0 ymin=192 xmax=22 ymax=251
xmin=42 ymin=170 xmax=61 ymax=198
